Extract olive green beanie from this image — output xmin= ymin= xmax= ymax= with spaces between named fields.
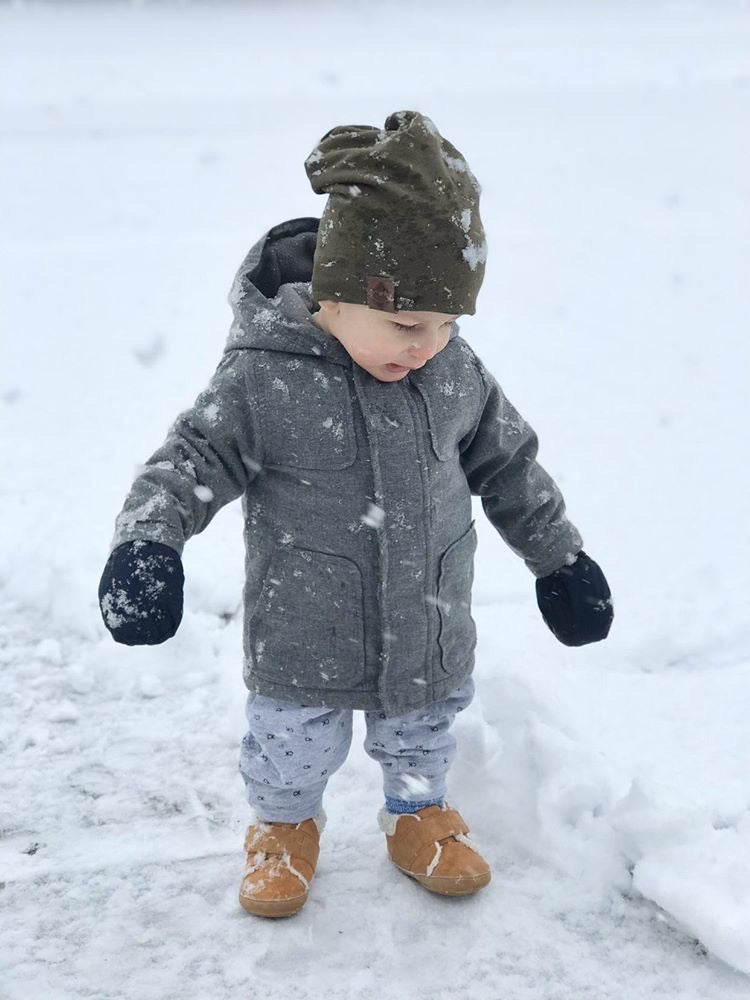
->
xmin=304 ymin=110 xmax=486 ymax=316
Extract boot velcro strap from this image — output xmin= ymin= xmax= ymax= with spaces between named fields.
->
xmin=389 ymin=808 xmax=469 ymax=870
xmin=244 ymin=825 xmax=320 ymax=869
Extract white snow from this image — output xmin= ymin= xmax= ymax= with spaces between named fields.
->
xmin=201 ymin=402 xmax=220 ymax=424
xmin=462 ymin=238 xmax=489 ymax=271
xmin=360 ymin=503 xmax=385 ymax=529
xmin=2 ymin=1 xmax=750 ymax=998
xmin=321 ymin=416 xmax=344 ymax=441
xmin=46 ymin=700 xmax=81 ymax=724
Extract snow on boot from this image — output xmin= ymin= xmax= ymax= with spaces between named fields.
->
xmin=379 ymin=803 xmax=491 ymax=897
xmin=239 ymin=814 xmax=324 ymax=918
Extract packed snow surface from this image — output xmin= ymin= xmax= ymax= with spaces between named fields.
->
xmin=1 ymin=1 xmax=749 ymax=998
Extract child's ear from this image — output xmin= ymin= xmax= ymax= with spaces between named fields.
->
xmin=317 ymin=299 xmax=340 ymax=318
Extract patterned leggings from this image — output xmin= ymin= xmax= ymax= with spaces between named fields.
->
xmin=239 ymin=676 xmax=475 ymax=822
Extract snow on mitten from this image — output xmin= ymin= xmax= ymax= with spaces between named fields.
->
xmin=98 ymin=540 xmax=184 ymax=646
xmin=535 ymin=551 xmax=613 ymax=647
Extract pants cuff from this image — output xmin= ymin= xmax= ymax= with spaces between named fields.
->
xmin=384 ymin=796 xmax=445 ymax=815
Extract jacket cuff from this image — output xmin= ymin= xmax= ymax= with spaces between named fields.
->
xmin=110 ymin=524 xmax=186 ymax=558
xmin=523 ymin=526 xmax=583 ymax=579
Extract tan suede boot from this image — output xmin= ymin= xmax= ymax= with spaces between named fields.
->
xmin=379 ymin=803 xmax=491 ymax=897
xmin=239 ymin=814 xmax=324 ymax=918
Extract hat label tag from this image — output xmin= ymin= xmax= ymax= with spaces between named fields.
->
xmin=366 ymin=275 xmax=397 ymax=312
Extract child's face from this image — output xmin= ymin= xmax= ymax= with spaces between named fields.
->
xmin=313 ymin=301 xmax=459 ymax=382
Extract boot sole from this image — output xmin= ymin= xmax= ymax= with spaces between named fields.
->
xmin=393 ymin=862 xmax=491 ymax=897
xmin=239 ymin=891 xmax=308 ymax=918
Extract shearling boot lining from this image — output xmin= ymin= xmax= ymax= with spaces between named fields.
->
xmin=377 ymin=806 xmax=423 ymax=835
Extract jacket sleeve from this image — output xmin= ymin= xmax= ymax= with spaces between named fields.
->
xmin=109 ymin=351 xmax=262 ymax=556
xmin=459 ymin=353 xmax=583 ymax=578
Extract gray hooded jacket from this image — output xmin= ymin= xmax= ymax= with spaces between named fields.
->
xmin=110 ymin=218 xmax=583 ymax=717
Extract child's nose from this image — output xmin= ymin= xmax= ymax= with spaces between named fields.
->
xmin=408 ymin=333 xmax=440 ymax=361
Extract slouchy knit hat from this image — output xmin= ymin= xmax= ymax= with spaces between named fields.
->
xmin=304 ymin=110 xmax=486 ymax=315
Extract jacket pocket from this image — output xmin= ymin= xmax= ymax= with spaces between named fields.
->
xmin=255 ymin=358 xmax=357 ymax=470
xmin=436 ymin=521 xmax=478 ymax=674
xmin=412 ymin=374 xmax=483 ymax=463
xmin=247 ymin=545 xmax=365 ymax=689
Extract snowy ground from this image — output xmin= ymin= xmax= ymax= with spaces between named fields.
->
xmin=2 ymin=1 xmax=750 ymax=997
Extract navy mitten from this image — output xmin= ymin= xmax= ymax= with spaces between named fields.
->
xmin=98 ymin=540 xmax=184 ymax=646
xmin=536 ymin=551 xmax=613 ymax=647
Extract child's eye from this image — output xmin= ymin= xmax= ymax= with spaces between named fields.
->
xmin=392 ymin=321 xmax=453 ymax=333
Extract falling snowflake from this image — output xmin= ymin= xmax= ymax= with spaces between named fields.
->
xmin=361 ymin=504 xmax=385 ymax=528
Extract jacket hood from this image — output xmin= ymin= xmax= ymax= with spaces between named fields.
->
xmin=226 ymin=216 xmax=460 ymax=365
xmin=226 ymin=217 xmax=352 ymax=366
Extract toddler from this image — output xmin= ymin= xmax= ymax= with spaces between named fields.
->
xmin=99 ymin=111 xmax=613 ymax=918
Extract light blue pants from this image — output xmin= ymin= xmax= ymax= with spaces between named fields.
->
xmin=239 ymin=677 xmax=474 ymax=822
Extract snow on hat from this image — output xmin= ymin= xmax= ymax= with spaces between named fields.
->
xmin=304 ymin=110 xmax=486 ymax=315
